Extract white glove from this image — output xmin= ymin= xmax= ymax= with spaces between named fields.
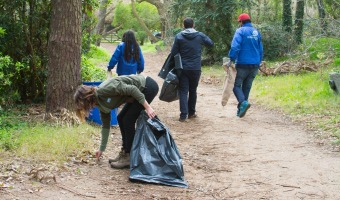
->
xmin=107 ymin=71 xmax=112 ymax=80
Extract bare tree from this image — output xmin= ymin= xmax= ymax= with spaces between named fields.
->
xmin=131 ymin=0 xmax=159 ymax=43
xmin=283 ymin=0 xmax=292 ymax=32
xmin=95 ymin=0 xmax=109 ymax=46
xmin=294 ymin=0 xmax=305 ymax=44
xmin=137 ymin=0 xmax=171 ymax=40
xmin=45 ymin=0 xmax=82 ymax=113
xmin=316 ymin=0 xmax=327 ymax=35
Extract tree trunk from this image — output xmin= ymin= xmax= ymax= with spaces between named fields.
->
xmin=45 ymin=0 xmax=82 ymax=113
xmin=294 ymin=0 xmax=304 ymax=44
xmin=317 ymin=0 xmax=327 ymax=35
xmin=282 ymin=0 xmax=292 ymax=32
xmin=95 ymin=0 xmax=108 ymax=46
xmin=131 ymin=0 xmax=158 ymax=43
xmin=137 ymin=0 xmax=169 ymax=40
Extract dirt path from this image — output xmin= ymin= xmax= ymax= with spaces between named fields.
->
xmin=1 ymin=43 xmax=340 ymax=200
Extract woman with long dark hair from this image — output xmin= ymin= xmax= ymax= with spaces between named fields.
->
xmin=107 ymin=30 xmax=144 ymax=76
xmin=74 ymin=74 xmax=159 ymax=169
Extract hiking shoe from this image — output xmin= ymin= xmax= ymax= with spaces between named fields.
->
xmin=110 ymin=153 xmax=130 ymax=169
xmin=179 ymin=118 xmax=187 ymax=122
xmin=108 ymin=148 xmax=125 ymax=164
xmin=238 ymin=101 xmax=251 ymax=118
xmin=188 ymin=114 xmax=197 ymax=119
xmin=236 ymin=103 xmax=241 ymax=117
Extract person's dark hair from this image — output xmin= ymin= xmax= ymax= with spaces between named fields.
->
xmin=183 ymin=18 xmax=194 ymax=29
xmin=241 ymin=19 xmax=251 ymax=24
xmin=122 ymin=30 xmax=140 ymax=62
xmin=74 ymin=85 xmax=97 ymax=121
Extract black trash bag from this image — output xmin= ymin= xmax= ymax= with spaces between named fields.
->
xmin=129 ymin=112 xmax=188 ymax=188
xmin=159 ymin=69 xmax=179 ymax=102
xmin=158 ymin=53 xmax=183 ymax=79
xmin=158 ymin=53 xmax=175 ymax=79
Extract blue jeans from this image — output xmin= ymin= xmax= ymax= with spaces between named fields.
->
xmin=233 ymin=67 xmax=259 ymax=103
xmin=179 ymin=70 xmax=201 ymax=119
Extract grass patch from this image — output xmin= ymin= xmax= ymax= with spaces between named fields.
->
xmin=0 ymin=107 xmax=99 ymax=163
xmin=253 ymin=69 xmax=340 ymax=140
xmin=141 ymin=40 xmax=166 ymax=53
xmin=306 ymin=37 xmax=340 ymax=60
xmin=13 ymin=123 xmax=98 ymax=163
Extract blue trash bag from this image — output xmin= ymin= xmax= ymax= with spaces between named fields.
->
xmin=129 ymin=111 xmax=188 ymax=188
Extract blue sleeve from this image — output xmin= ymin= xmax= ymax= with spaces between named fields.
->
xmin=258 ymin=33 xmax=264 ymax=62
xmin=107 ymin=43 xmax=123 ymax=70
xmin=137 ymin=47 xmax=144 ymax=73
xmin=228 ymin=29 xmax=242 ymax=62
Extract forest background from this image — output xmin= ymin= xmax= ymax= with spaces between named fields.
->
xmin=0 ymin=0 xmax=339 ymax=158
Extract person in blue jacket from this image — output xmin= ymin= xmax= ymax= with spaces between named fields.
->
xmin=171 ymin=17 xmax=214 ymax=122
xmin=107 ymin=30 xmax=144 ymax=76
xmin=229 ymin=13 xmax=263 ymax=118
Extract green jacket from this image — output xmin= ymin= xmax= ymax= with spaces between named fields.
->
xmin=95 ymin=74 xmax=147 ymax=151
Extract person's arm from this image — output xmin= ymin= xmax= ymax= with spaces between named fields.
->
xmin=107 ymin=44 xmax=122 ymax=71
xmin=96 ymin=111 xmax=111 ymax=159
xmin=202 ymin=33 xmax=214 ymax=47
xmin=143 ymin=100 xmax=156 ymax=119
xmin=228 ymin=29 xmax=242 ymax=62
xmin=170 ymin=36 xmax=179 ymax=56
xmin=137 ymin=47 xmax=144 ymax=74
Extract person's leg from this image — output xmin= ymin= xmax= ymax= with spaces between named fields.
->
xmin=120 ymin=76 xmax=159 ymax=153
xmin=116 ymin=103 xmax=131 ymax=151
xmin=179 ymin=70 xmax=190 ymax=120
xmin=242 ymin=68 xmax=259 ymax=101
xmin=233 ymin=68 xmax=249 ymax=103
xmin=188 ymin=70 xmax=201 ymax=116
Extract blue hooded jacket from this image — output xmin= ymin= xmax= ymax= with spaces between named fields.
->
xmin=171 ymin=28 xmax=214 ymax=70
xmin=229 ymin=22 xmax=263 ymax=67
xmin=108 ymin=42 xmax=144 ymax=76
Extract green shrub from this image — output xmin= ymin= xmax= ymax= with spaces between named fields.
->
xmin=306 ymin=37 xmax=340 ymax=60
xmin=258 ymin=23 xmax=296 ymax=60
xmin=81 ymin=45 xmax=110 ymax=81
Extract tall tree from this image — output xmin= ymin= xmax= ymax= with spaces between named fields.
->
xmin=282 ymin=0 xmax=292 ymax=32
xmin=317 ymin=0 xmax=327 ymax=35
xmin=95 ymin=0 xmax=109 ymax=46
xmin=131 ymin=0 xmax=158 ymax=43
xmin=45 ymin=0 xmax=82 ymax=113
xmin=294 ymin=0 xmax=304 ymax=44
xmin=137 ymin=0 xmax=170 ymax=40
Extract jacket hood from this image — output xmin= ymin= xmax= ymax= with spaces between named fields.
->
xmin=181 ymin=28 xmax=199 ymax=40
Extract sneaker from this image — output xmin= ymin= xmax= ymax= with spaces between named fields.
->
xmin=110 ymin=153 xmax=130 ymax=169
xmin=236 ymin=103 xmax=241 ymax=117
xmin=188 ymin=114 xmax=197 ymax=119
xmin=108 ymin=148 xmax=125 ymax=164
xmin=238 ymin=101 xmax=251 ymax=118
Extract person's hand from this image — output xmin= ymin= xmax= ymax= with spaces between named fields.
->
xmin=95 ymin=150 xmax=102 ymax=160
xmin=145 ymin=106 xmax=156 ymax=119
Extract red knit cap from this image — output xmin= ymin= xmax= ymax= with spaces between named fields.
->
xmin=238 ymin=13 xmax=250 ymax=22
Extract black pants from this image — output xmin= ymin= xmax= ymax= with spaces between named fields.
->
xmin=117 ymin=77 xmax=159 ymax=153
xmin=179 ymin=70 xmax=201 ymax=119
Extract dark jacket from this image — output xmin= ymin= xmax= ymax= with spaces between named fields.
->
xmin=171 ymin=28 xmax=214 ymax=70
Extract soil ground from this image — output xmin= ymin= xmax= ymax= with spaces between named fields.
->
xmin=1 ymin=43 xmax=340 ymax=200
